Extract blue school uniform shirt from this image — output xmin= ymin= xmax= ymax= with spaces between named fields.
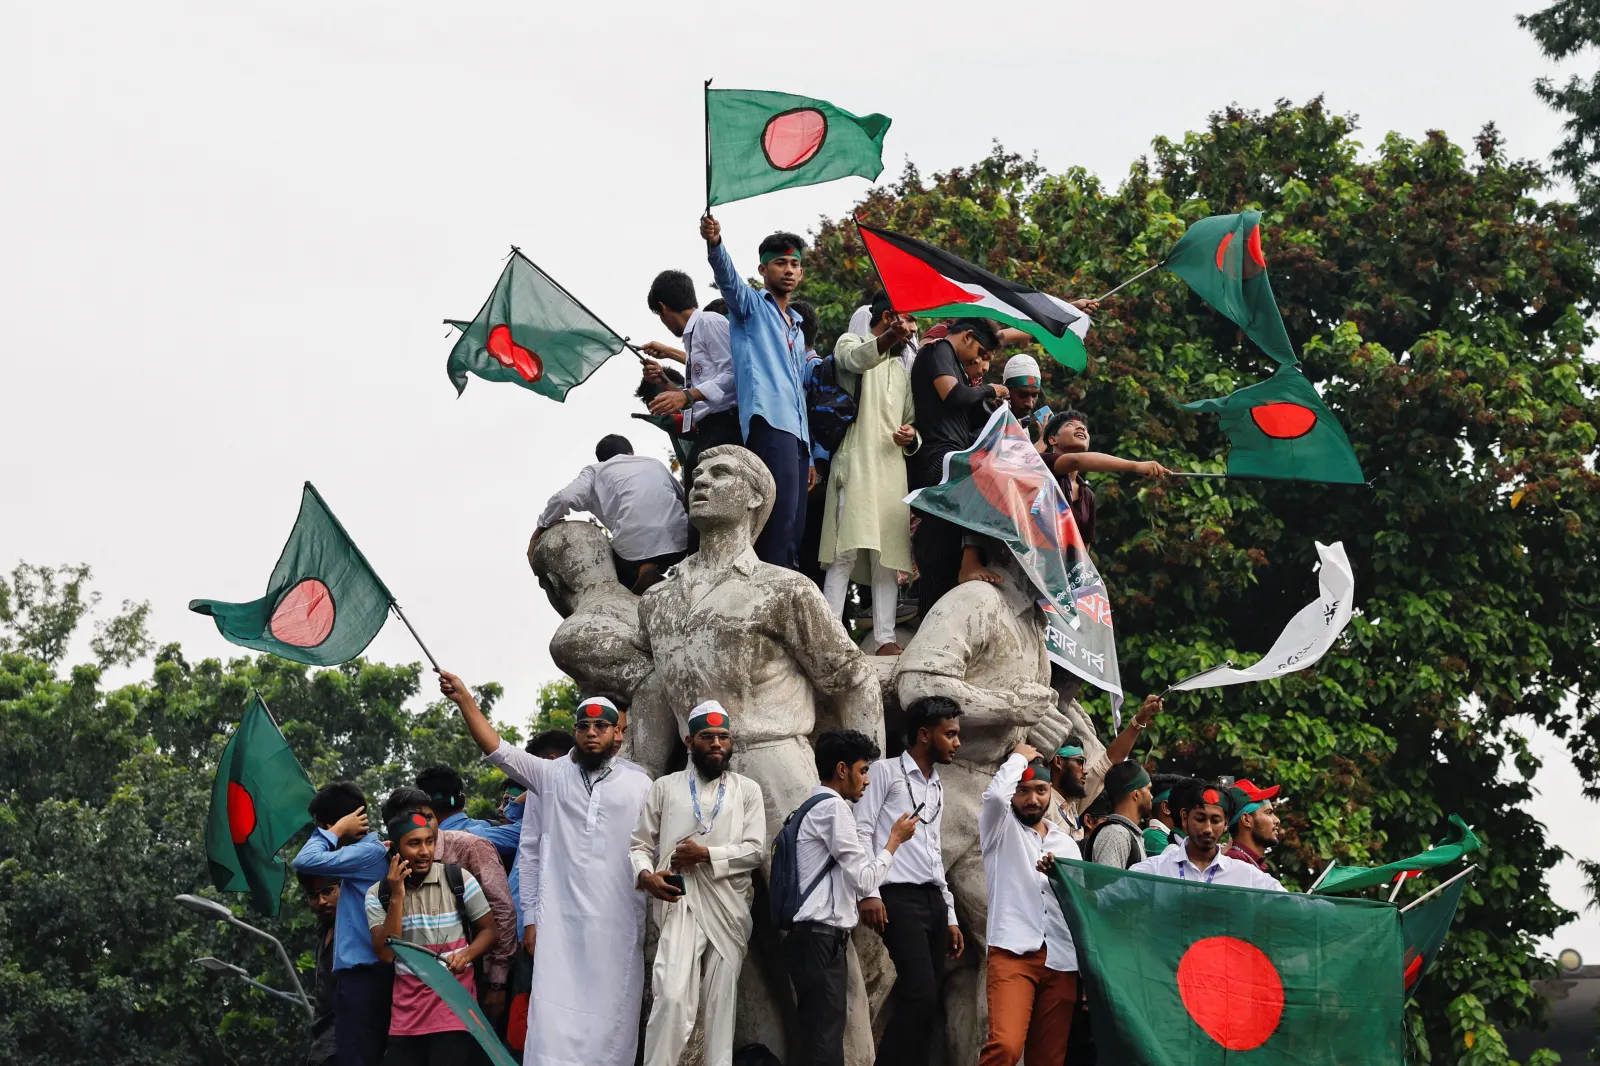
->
xmin=707 ymin=239 xmax=811 ymax=445
xmin=438 ymin=810 xmax=521 ymax=860
xmin=292 ymin=829 xmax=389 ymax=970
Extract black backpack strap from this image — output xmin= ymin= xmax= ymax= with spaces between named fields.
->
xmin=795 ymin=795 xmax=840 ymax=907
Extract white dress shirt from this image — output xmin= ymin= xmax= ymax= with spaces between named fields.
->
xmin=1129 ymin=842 xmax=1287 ymax=891
xmin=680 ymin=309 xmax=736 ymax=432
xmin=979 ymin=754 xmax=1081 ymax=971
xmin=792 ymin=785 xmax=897 ymax=929
xmin=537 ymin=453 xmax=689 ymax=561
xmin=854 ymin=754 xmax=958 ymax=925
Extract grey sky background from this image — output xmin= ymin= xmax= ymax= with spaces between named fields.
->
xmin=3 ymin=1 xmax=1594 ymax=958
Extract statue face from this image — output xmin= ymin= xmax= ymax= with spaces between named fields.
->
xmin=689 ymin=454 xmax=760 ymax=531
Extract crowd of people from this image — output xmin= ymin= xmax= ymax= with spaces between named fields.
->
xmin=287 ymin=221 xmax=1287 ymax=1066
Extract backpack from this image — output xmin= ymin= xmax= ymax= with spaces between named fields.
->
xmin=769 ymin=794 xmax=838 ymax=929
xmin=377 ymin=862 xmax=479 ymax=979
xmin=805 ymin=355 xmax=859 ymax=454
xmin=1085 ymin=818 xmax=1144 ymax=870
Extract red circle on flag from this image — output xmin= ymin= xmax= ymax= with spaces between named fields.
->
xmin=227 ymin=781 xmax=258 ymax=844
xmin=411 ymin=812 xmax=430 ymax=828
xmin=762 ymin=109 xmax=828 ymax=171
xmin=1246 ymin=224 xmax=1267 ymax=268
xmin=486 ymin=324 xmax=544 ymax=383
xmin=1250 ymin=403 xmax=1318 ymax=440
xmin=1202 ymin=788 xmax=1220 ymax=805
xmin=706 ymin=712 xmax=724 ymax=727
xmin=1403 ymin=949 xmax=1424 ymax=990
xmin=270 ymin=579 xmax=336 ymax=648
xmin=1214 ymin=230 xmax=1234 ymax=271
xmin=1177 ymin=936 xmax=1285 ymax=1050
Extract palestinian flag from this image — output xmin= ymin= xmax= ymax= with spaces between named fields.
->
xmin=1049 ymin=857 xmax=1406 ymax=1065
xmin=706 ymin=87 xmax=890 ymax=207
xmin=857 ymin=222 xmax=1090 ymax=370
xmin=447 ymin=250 xmax=628 ymax=402
xmin=1179 ymin=363 xmax=1364 ymax=484
xmin=1399 ymin=874 xmax=1468 ymax=1001
xmin=1164 ymin=210 xmax=1298 ymax=366
xmin=1313 ymin=816 xmax=1481 ymax=895
xmin=205 ymin=695 xmax=316 ymax=916
xmin=190 ymin=482 xmax=394 ymax=666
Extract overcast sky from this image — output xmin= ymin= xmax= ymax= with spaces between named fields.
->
xmin=4 ymin=1 xmax=1594 ymax=960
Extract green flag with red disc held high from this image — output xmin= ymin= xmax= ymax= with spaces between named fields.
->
xmin=1179 ymin=363 xmax=1365 ymax=484
xmin=1165 ymin=209 xmax=1299 ymax=366
xmin=1048 ymin=856 xmax=1406 ymax=1066
xmin=706 ymin=87 xmax=890 ymax=207
xmin=190 ymin=482 xmax=395 ymax=666
xmin=206 ymin=695 xmax=316 ymax=916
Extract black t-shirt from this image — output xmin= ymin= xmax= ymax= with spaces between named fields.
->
xmin=908 ymin=340 xmax=996 ymax=488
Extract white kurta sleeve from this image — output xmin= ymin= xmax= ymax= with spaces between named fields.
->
xmin=488 ymin=739 xmax=555 ymax=794
xmin=708 ymin=778 xmax=767 ymax=879
xmin=630 ymin=779 xmax=665 ymax=882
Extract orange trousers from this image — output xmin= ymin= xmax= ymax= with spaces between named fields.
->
xmin=978 ymin=946 xmax=1078 ymax=1066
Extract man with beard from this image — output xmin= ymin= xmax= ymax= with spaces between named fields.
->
xmin=1048 ymin=695 xmax=1164 ymax=839
xmin=1142 ymin=773 xmax=1190 ymax=855
xmin=1130 ymin=781 xmax=1284 ymax=890
xmin=854 ymin=696 xmax=966 ymax=1066
xmin=1084 ymin=761 xmax=1154 ymax=869
xmin=978 ymin=745 xmax=1081 ymax=1066
xmin=1000 ymin=355 xmax=1046 ymax=448
xmin=631 ymin=701 xmax=767 ymax=1066
xmin=437 ymin=670 xmax=653 ymax=1066
xmin=1222 ymin=779 xmax=1283 ymax=873
xmin=299 ymin=873 xmax=341 ymax=1066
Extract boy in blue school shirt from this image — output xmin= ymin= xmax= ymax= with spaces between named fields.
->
xmin=415 ymin=764 xmax=521 ymax=859
xmin=701 ymin=212 xmax=814 ymax=571
xmin=292 ymin=782 xmax=392 ymax=1066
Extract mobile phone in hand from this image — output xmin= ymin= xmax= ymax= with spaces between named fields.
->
xmin=663 ymin=873 xmax=686 ymax=894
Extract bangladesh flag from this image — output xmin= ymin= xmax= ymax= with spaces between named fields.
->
xmin=857 ymin=222 xmax=1090 ymax=370
xmin=446 ymin=250 xmax=628 ymax=402
xmin=1165 ymin=210 xmax=1298 ymax=366
xmin=1399 ymin=874 xmax=1469 ymax=1001
xmin=706 ymin=87 xmax=890 ymax=207
xmin=206 ymin=695 xmax=316 ymax=916
xmin=1179 ymin=363 xmax=1364 ymax=484
xmin=190 ymin=482 xmax=394 ymax=666
xmin=388 ymin=939 xmax=521 ymax=1066
xmin=1313 ymin=816 xmax=1481 ymax=895
xmin=1049 ymin=857 xmax=1406 ymax=1065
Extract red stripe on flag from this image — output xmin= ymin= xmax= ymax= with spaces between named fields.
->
xmin=859 ymin=226 xmax=981 ymax=313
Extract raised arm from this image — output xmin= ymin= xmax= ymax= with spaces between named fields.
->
xmin=703 ymin=215 xmax=759 ymax=321
xmin=1050 ymin=451 xmax=1170 ymax=478
xmin=980 ymin=748 xmax=1035 ymax=846
xmin=439 ymin=670 xmax=553 ymax=792
xmin=1103 ymin=695 xmax=1163 ymax=766
xmin=293 ymin=819 xmax=385 ymax=878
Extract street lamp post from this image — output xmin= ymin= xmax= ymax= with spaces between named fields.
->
xmin=192 ymin=956 xmax=309 ymax=1009
xmin=174 ymin=894 xmax=313 ymax=1017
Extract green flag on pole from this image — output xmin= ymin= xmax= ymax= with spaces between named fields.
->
xmin=1400 ymin=874 xmax=1470 ymax=1001
xmin=1165 ymin=210 xmax=1299 ymax=366
xmin=1048 ymin=857 xmax=1407 ymax=1065
xmin=1312 ymin=816 xmax=1481 ymax=895
xmin=1179 ymin=363 xmax=1365 ymax=484
xmin=706 ymin=87 xmax=890 ymax=207
xmin=387 ymin=939 xmax=520 ymax=1066
xmin=446 ymin=250 xmax=630 ymax=402
xmin=190 ymin=482 xmax=394 ymax=666
xmin=205 ymin=695 xmax=315 ymax=917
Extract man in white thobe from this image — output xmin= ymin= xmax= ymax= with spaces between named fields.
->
xmin=438 ymin=674 xmax=651 ymax=1066
xmin=632 ymin=701 xmax=767 ymax=1066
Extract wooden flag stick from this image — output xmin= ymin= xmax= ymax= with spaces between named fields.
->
xmin=1094 ymin=262 xmax=1162 ymax=302
xmin=390 ymin=603 xmax=441 ymax=672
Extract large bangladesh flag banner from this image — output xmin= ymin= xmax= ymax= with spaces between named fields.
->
xmin=447 ymin=250 xmax=629 ymax=402
xmin=190 ymin=482 xmax=394 ymax=666
xmin=206 ymin=695 xmax=316 ymax=916
xmin=1180 ymin=363 xmax=1365 ymax=485
xmin=1049 ymin=857 xmax=1406 ymax=1065
xmin=1165 ymin=210 xmax=1299 ymax=366
xmin=706 ymin=87 xmax=890 ymax=207
xmin=906 ymin=406 xmax=1121 ymax=710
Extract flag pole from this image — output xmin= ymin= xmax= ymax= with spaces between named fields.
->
xmin=1308 ymin=861 xmax=1338 ymax=893
xmin=703 ymin=78 xmax=713 ymax=216
xmin=1161 ymin=660 xmax=1234 ymax=696
xmin=1398 ymin=866 xmax=1474 ymax=913
xmin=389 ymin=603 xmax=441 ymax=673
xmin=506 ymin=246 xmax=647 ymax=362
xmin=1093 ymin=262 xmax=1162 ymax=302
xmin=1168 ymin=472 xmax=1230 ymax=479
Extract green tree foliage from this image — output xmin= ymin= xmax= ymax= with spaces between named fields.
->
xmin=801 ymin=99 xmax=1600 ymax=1058
xmin=0 ymin=567 xmax=522 ymax=1065
xmin=534 ymin=676 xmax=579 ymax=733
xmin=1521 ymin=0 xmax=1600 ymax=239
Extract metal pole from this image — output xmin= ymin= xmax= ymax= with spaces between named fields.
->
xmin=1308 ymin=860 xmax=1338 ymax=892
xmin=1167 ymin=471 xmax=1230 ymax=479
xmin=1399 ymin=866 xmax=1474 ymax=913
xmin=506 ymin=247 xmax=639 ymax=359
xmin=1388 ymin=875 xmax=1409 ymax=903
xmin=1093 ymin=262 xmax=1162 ymax=302
xmin=390 ymin=603 xmax=441 ymax=672
xmin=703 ymin=78 xmax=714 ymax=215
xmin=209 ymin=914 xmax=312 ymax=1016
xmin=1161 ymin=660 xmax=1234 ymax=696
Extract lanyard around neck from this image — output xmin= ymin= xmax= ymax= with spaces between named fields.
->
xmin=689 ymin=774 xmax=727 ymax=836
xmin=899 ymin=752 xmax=942 ymax=824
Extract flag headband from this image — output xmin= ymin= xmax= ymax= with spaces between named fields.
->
xmin=577 ymin=696 xmax=620 ymax=725
xmin=1114 ymin=767 xmax=1152 ymax=798
xmin=1006 ymin=375 xmax=1041 ymax=388
xmin=386 ymin=809 xmax=433 ymax=842
xmin=1021 ymin=758 xmax=1054 ymax=784
xmin=1055 ymin=744 xmax=1085 ymax=760
xmin=687 ymin=699 xmax=733 ymax=736
xmin=760 ymin=248 xmax=802 ymax=265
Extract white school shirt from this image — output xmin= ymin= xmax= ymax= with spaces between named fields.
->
xmin=792 ymin=785 xmax=897 ymax=929
xmin=854 ymin=754 xmax=958 ymax=925
xmin=1129 ymin=842 xmax=1287 ymax=891
xmin=979 ymin=754 xmax=1080 ymax=971
xmin=680 ymin=309 xmax=736 ymax=431
xmin=536 ymin=453 xmax=688 ymax=561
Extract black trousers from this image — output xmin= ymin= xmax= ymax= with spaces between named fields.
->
xmin=876 ymin=884 xmax=948 ymax=1066
xmin=381 ymin=1030 xmax=484 ymax=1066
xmin=912 ymin=511 xmax=965 ymax=621
xmin=783 ymin=921 xmax=850 ymax=1066
xmin=746 ymin=416 xmax=810 ymax=571
xmin=334 ymin=962 xmax=394 ymax=1066
xmin=612 ymin=549 xmax=687 ymax=589
xmin=685 ymin=408 xmax=745 ymax=552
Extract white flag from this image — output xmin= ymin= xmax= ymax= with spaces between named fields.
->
xmin=1170 ymin=541 xmax=1354 ymax=691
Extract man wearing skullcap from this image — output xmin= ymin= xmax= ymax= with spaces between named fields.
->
xmin=1223 ymin=779 xmax=1283 ymax=873
xmin=631 ymin=702 xmax=766 ymax=1066
xmin=1001 ymin=354 xmax=1048 ymax=447
xmin=438 ymin=673 xmax=652 ymax=1066
xmin=978 ymin=743 xmax=1083 ymax=1066
xmin=1129 ymin=780 xmax=1284 ymax=890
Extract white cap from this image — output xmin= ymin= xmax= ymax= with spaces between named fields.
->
xmin=1004 ymin=354 xmax=1042 ymax=386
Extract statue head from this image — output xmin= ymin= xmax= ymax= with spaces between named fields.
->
xmin=528 ymin=521 xmax=623 ymax=617
xmin=689 ymin=445 xmax=775 ymax=543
